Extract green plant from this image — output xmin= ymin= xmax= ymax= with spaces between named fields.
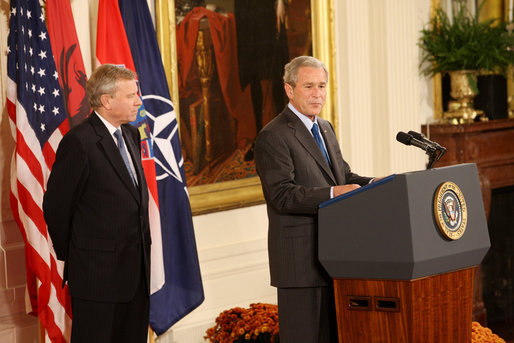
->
xmin=419 ymin=0 xmax=514 ymax=77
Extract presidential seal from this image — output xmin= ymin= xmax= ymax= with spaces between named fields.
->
xmin=434 ymin=181 xmax=467 ymax=240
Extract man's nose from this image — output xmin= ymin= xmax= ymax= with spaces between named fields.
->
xmin=312 ymin=87 xmax=322 ymax=97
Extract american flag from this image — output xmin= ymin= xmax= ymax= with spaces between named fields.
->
xmin=7 ymin=0 xmax=72 ymax=341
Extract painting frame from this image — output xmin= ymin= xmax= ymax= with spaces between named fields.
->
xmin=155 ymin=0 xmax=337 ymax=215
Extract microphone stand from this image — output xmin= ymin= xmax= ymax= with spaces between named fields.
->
xmin=427 ymin=150 xmax=438 ymax=169
xmin=426 ymin=147 xmax=446 ymax=170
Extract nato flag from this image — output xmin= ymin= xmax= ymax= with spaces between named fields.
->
xmin=119 ymin=0 xmax=204 ymax=335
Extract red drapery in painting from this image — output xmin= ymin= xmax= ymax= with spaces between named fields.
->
xmin=176 ymin=7 xmax=256 ymax=149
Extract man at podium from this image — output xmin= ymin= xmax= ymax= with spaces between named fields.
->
xmin=255 ymin=56 xmax=374 ymax=343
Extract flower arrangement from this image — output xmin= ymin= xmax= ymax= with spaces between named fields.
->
xmin=471 ymin=321 xmax=505 ymax=343
xmin=205 ymin=306 xmax=503 ymax=342
xmin=204 ymin=303 xmax=279 ymax=343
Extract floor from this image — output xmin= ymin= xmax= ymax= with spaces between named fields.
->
xmin=489 ymin=321 xmax=514 ymax=342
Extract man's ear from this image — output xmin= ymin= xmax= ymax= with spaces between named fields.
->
xmin=100 ymin=94 xmax=112 ymax=110
xmin=284 ymin=83 xmax=294 ymax=100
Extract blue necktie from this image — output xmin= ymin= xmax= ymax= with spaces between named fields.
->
xmin=311 ymin=123 xmax=331 ymax=166
xmin=114 ymin=129 xmax=137 ymax=186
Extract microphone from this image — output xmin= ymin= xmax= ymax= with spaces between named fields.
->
xmin=407 ymin=130 xmax=447 ymax=163
xmin=407 ymin=130 xmax=444 ymax=151
xmin=396 ymin=131 xmax=437 ymax=155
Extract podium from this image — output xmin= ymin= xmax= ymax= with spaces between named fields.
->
xmin=318 ymin=164 xmax=490 ymax=342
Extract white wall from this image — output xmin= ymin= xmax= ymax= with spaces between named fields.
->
xmin=335 ymin=0 xmax=430 ymax=177
xmin=160 ymin=205 xmax=274 ymax=342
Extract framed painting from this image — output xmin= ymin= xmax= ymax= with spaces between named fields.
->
xmin=155 ymin=0 xmax=337 ymax=215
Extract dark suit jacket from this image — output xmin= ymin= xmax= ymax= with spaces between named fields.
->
xmin=255 ymin=106 xmax=371 ymax=288
xmin=43 ymin=112 xmax=151 ymax=303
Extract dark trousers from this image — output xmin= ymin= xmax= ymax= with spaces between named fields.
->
xmin=277 ymin=285 xmax=339 ymax=343
xmin=70 ymin=276 xmax=149 ymax=343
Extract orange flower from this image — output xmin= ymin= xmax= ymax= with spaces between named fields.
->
xmin=471 ymin=322 xmax=505 ymax=343
xmin=204 ymin=303 xmax=279 ymax=343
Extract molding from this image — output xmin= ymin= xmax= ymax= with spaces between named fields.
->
xmin=200 ymin=238 xmax=266 ymax=261
xmin=199 ymin=238 xmax=268 ymax=280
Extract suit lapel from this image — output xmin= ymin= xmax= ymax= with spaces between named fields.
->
xmin=89 ymin=113 xmax=140 ymax=202
xmin=285 ymin=110 xmax=336 ymax=184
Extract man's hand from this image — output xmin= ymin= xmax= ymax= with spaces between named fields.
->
xmin=333 ymin=184 xmax=361 ymax=197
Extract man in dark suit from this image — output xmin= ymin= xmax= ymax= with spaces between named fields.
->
xmin=43 ymin=64 xmax=151 ymax=343
xmin=255 ymin=56 xmax=374 ymax=343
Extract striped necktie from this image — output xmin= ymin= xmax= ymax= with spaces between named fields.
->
xmin=311 ymin=122 xmax=331 ymax=166
xmin=114 ymin=129 xmax=137 ymax=186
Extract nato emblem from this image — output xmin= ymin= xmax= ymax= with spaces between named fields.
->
xmin=434 ymin=181 xmax=468 ymax=240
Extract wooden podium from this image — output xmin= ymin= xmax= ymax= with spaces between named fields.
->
xmin=318 ymin=164 xmax=490 ymax=342
xmin=422 ymin=119 xmax=514 ymax=324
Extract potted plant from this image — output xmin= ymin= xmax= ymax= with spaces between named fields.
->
xmin=419 ymin=0 xmax=514 ymax=122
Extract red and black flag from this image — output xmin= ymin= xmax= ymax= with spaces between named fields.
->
xmin=46 ymin=0 xmax=89 ymax=128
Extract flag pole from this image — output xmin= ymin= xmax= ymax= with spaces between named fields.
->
xmin=39 ymin=320 xmax=45 ymax=342
xmin=37 ymin=278 xmax=45 ymax=342
xmin=148 ymin=326 xmax=155 ymax=343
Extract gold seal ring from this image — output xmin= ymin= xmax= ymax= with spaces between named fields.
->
xmin=434 ymin=181 xmax=467 ymax=240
